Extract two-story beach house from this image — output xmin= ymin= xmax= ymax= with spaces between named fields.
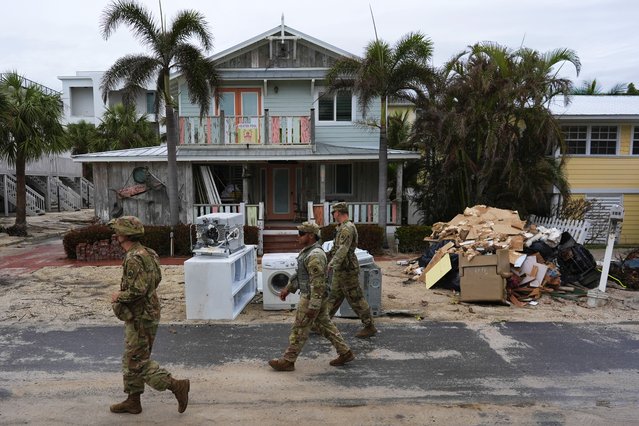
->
xmin=72 ymin=22 xmax=421 ymax=249
xmin=551 ymin=95 xmax=639 ymax=244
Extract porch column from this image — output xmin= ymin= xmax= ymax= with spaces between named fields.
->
xmin=319 ymin=163 xmax=326 ymax=202
xmin=242 ymin=164 xmax=250 ymax=203
xmin=396 ymin=162 xmax=403 ymax=225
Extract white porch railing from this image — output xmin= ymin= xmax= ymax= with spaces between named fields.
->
xmin=307 ymin=201 xmax=399 ymax=227
xmin=2 ymin=174 xmax=46 ymax=216
xmin=192 ymin=202 xmax=265 ymax=255
xmin=528 ymin=215 xmax=591 ymax=245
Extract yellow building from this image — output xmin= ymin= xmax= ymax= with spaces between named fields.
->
xmin=552 ymin=95 xmax=639 ymax=245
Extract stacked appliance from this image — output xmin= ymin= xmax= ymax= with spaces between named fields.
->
xmin=184 ymin=212 xmax=257 ymax=319
xmin=191 ymin=212 xmax=244 ymax=256
xmin=262 ymin=252 xmax=300 ymax=310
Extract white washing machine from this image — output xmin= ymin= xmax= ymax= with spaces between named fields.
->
xmin=262 ymin=252 xmax=300 ymax=310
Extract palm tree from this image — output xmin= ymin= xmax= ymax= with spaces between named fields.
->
xmin=326 ymin=32 xmax=434 ymax=241
xmin=0 ymin=72 xmax=66 ymax=234
xmin=411 ymin=42 xmax=580 ymax=222
xmin=100 ymin=0 xmax=221 ymax=226
xmin=97 ymin=103 xmax=159 ymax=151
xmin=65 ymin=120 xmax=101 ymax=180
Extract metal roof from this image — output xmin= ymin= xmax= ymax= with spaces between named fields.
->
xmin=550 ymin=95 xmax=639 ymax=120
xmin=72 ymin=143 xmax=420 ymax=163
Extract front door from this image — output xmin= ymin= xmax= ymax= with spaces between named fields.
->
xmin=266 ymin=165 xmax=299 ymax=220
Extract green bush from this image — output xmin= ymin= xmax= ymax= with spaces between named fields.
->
xmin=394 ymin=225 xmax=432 ymax=253
xmin=63 ymin=223 xmax=259 ymax=259
xmin=320 ymin=223 xmax=384 ymax=255
xmin=63 ymin=224 xmax=113 ymax=259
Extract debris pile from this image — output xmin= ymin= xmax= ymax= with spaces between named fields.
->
xmin=411 ymin=205 xmax=600 ymax=306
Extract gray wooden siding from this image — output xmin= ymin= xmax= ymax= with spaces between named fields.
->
xmin=315 ymin=125 xmax=379 ymax=145
xmin=216 ymin=39 xmax=339 ymax=69
xmin=92 ymin=161 xmax=192 ymax=225
xmin=264 ymin=81 xmax=313 ymax=115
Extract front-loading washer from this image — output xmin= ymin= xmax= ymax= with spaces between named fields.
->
xmin=262 ymin=252 xmax=300 ymax=310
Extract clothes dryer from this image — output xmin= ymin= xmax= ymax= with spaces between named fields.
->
xmin=262 ymin=252 xmax=300 ymax=310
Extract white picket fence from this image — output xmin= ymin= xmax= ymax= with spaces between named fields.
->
xmin=528 ymin=215 xmax=591 ymax=245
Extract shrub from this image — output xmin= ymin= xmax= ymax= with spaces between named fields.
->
xmin=395 ymin=225 xmax=432 ymax=253
xmin=63 ymin=223 xmax=259 ymax=259
xmin=63 ymin=224 xmax=112 ymax=259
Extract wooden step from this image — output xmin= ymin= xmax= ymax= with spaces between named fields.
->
xmin=263 ymin=233 xmax=300 ymax=253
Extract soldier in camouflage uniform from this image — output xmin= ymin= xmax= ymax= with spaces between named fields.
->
xmin=268 ymin=221 xmax=355 ymax=371
xmin=108 ymin=216 xmax=190 ymax=415
xmin=327 ymin=202 xmax=377 ymax=338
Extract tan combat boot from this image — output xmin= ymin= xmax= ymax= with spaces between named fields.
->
xmin=168 ymin=378 xmax=190 ymax=413
xmin=110 ymin=392 xmax=142 ymax=414
xmin=268 ymin=358 xmax=295 ymax=371
xmin=355 ymin=324 xmax=377 ymax=338
xmin=329 ymin=350 xmax=355 ymax=366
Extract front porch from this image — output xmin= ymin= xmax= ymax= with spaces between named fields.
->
xmin=192 ymin=201 xmax=400 ymax=254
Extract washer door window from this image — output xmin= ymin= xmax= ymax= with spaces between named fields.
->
xmin=269 ymin=272 xmax=290 ymax=295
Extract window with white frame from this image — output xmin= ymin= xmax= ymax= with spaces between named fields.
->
xmin=326 ymin=164 xmax=353 ymax=195
xmin=561 ymin=125 xmax=618 ymax=155
xmin=317 ymin=90 xmax=353 ymax=122
xmin=633 ymin=127 xmax=639 ymax=155
xmin=562 ymin=125 xmax=587 ymax=154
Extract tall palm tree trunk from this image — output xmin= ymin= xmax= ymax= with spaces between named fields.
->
xmin=378 ymin=97 xmax=388 ymax=246
xmin=14 ymin=152 xmax=27 ymax=230
xmin=165 ymin=105 xmax=180 ymax=226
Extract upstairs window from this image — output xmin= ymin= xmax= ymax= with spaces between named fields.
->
xmin=563 ymin=125 xmax=587 ymax=154
xmin=561 ymin=125 xmax=618 ymax=156
xmin=633 ymin=127 xmax=639 ymax=155
xmin=590 ymin=126 xmax=617 ymax=155
xmin=146 ymin=92 xmax=156 ymax=114
xmin=318 ymin=90 xmax=352 ymax=122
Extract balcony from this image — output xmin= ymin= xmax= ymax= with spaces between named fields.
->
xmin=179 ymin=109 xmax=314 ymax=146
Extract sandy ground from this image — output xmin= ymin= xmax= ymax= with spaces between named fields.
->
xmin=1 ymin=209 xmax=638 ymax=328
xmin=2 ymin=211 xmax=639 ymax=425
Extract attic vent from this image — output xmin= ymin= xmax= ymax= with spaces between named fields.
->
xmin=276 ymin=40 xmax=291 ymax=59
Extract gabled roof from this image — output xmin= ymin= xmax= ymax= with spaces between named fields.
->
xmin=171 ymin=23 xmax=356 ymax=81
xmin=211 ymin=24 xmax=356 ymax=63
xmin=550 ymin=95 xmax=639 ymax=120
xmin=71 ymin=143 xmax=420 ymax=163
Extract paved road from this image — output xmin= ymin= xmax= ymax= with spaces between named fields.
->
xmin=1 ymin=321 xmax=638 ymax=424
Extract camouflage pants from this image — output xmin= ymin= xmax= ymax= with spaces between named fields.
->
xmin=283 ymin=296 xmax=350 ymax=362
xmin=328 ymin=269 xmax=374 ymax=327
xmin=121 ymin=319 xmax=172 ymax=395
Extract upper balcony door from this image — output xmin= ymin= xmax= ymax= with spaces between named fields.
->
xmin=217 ymin=88 xmax=262 ymax=143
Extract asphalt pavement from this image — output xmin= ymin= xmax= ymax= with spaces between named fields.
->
xmin=2 ymin=322 xmax=639 ymax=409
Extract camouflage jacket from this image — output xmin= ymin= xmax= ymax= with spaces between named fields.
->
xmin=286 ymin=242 xmax=328 ymax=311
xmin=328 ymin=220 xmax=359 ymax=272
xmin=115 ymin=242 xmax=162 ymax=322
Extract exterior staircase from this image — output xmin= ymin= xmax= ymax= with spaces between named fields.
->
xmin=26 ymin=175 xmax=82 ymax=212
xmin=262 ymin=225 xmax=300 ymax=253
xmin=59 ymin=176 xmax=94 ymax=208
xmin=1 ymin=174 xmax=46 ymax=216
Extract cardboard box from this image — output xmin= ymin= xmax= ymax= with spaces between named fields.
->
xmin=459 ymin=249 xmax=510 ymax=303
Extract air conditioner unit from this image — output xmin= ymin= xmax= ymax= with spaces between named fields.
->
xmin=192 ymin=212 xmax=245 ymax=256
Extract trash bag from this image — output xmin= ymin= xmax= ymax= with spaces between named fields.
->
xmin=419 ymin=240 xmax=460 ymax=291
xmin=557 ymin=231 xmax=598 ymax=288
xmin=523 ymin=240 xmax=556 ymax=262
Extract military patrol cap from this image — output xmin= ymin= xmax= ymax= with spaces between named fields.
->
xmin=331 ymin=202 xmax=348 ymax=214
xmin=108 ymin=215 xmax=145 ymax=236
xmin=296 ymin=221 xmax=321 ymax=236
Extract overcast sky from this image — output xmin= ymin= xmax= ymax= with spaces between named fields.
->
xmin=2 ymin=0 xmax=636 ymax=92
